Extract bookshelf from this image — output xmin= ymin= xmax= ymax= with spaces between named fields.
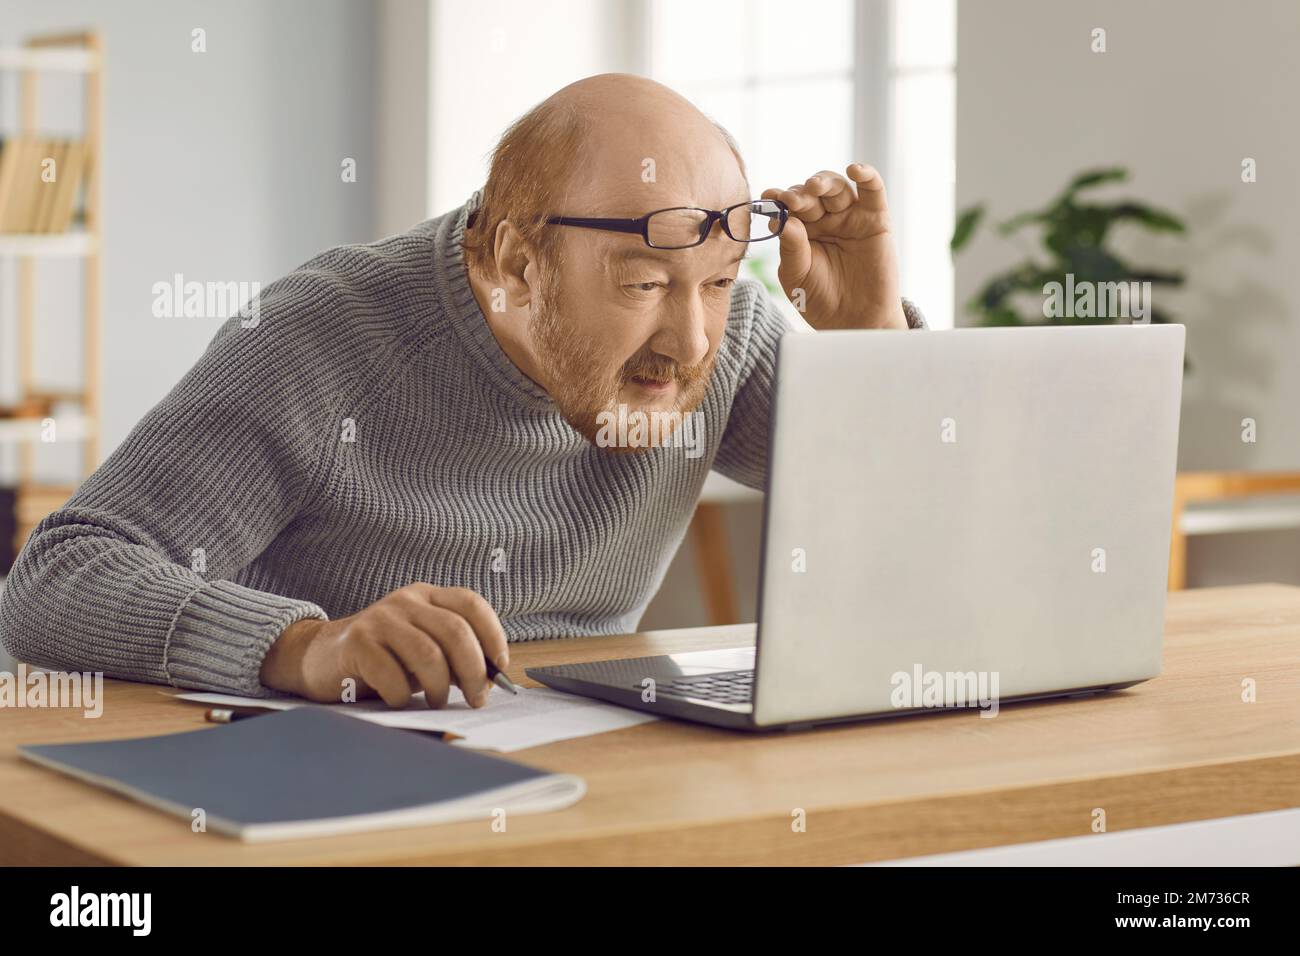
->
xmin=0 ymin=30 xmax=101 ymax=566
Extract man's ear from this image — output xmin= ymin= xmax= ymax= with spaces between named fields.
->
xmin=492 ymin=221 xmax=538 ymax=309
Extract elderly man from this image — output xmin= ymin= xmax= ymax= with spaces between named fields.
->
xmin=0 ymin=74 xmax=923 ymax=710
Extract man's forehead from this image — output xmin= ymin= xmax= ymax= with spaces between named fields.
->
xmin=599 ymin=242 xmax=748 ymax=275
xmin=559 ymin=109 xmax=751 ymax=214
xmin=559 ymin=155 xmax=750 ymax=215
xmin=575 ymin=187 xmax=752 ymax=218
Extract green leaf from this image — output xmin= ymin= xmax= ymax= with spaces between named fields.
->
xmin=1063 ymin=167 xmax=1128 ymax=195
xmin=1110 ymin=202 xmax=1186 ymax=233
xmin=960 ymin=166 xmax=1188 ymax=364
xmin=950 ymin=204 xmax=985 ymax=254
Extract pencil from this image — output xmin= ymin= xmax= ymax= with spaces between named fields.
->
xmin=203 ymin=707 xmax=464 ymax=742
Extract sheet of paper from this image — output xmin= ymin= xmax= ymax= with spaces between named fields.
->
xmin=176 ymin=685 xmax=657 ymax=752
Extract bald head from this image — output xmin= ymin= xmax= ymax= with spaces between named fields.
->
xmin=548 ymin=74 xmax=748 ymax=215
xmin=462 ymin=75 xmax=754 ymax=455
xmin=463 ymin=73 xmax=748 ymax=278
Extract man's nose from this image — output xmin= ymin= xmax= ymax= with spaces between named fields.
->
xmin=650 ymin=292 xmax=711 ymax=369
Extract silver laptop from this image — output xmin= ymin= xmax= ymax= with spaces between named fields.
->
xmin=527 ymin=325 xmax=1185 ymax=730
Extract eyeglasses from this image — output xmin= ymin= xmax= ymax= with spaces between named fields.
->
xmin=545 ymin=199 xmax=788 ymax=250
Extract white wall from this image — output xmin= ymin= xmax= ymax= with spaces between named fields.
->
xmin=955 ymin=0 xmax=1300 ymax=473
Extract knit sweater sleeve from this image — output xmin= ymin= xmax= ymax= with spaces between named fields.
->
xmin=0 ymin=287 xmax=346 ymax=698
xmin=712 ymin=284 xmax=927 ymax=491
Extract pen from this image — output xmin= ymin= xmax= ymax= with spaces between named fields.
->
xmin=203 ymin=707 xmax=464 ymax=742
xmin=486 ymin=656 xmax=520 ymax=696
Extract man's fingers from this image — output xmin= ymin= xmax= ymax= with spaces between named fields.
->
xmin=847 ymin=163 xmax=888 ymax=209
xmin=764 ymin=184 xmax=820 ymax=221
xmin=785 ymin=183 xmax=827 ymax=222
xmin=805 ymin=170 xmax=856 ymax=213
xmin=427 ymin=586 xmax=510 ymax=672
xmin=419 ymin=604 xmax=491 ymax=706
xmin=760 ymin=187 xmax=813 ymax=282
xmin=775 ymin=214 xmax=813 ymax=290
xmin=351 ymin=640 xmax=416 ymax=709
xmin=774 ymin=172 xmax=858 ymax=222
xmin=383 ymin=626 xmax=453 ymax=709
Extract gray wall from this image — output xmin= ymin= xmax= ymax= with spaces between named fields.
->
xmin=955 ymin=0 xmax=1300 ymax=473
xmin=0 ymin=0 xmax=378 ymax=669
xmin=954 ymin=0 xmax=1300 ymax=588
xmin=0 ymin=0 xmax=376 ymax=471
xmin=375 ymin=0 xmax=430 ymax=238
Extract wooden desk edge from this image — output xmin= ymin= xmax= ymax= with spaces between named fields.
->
xmin=5 ymin=751 xmax=1296 ymax=866
xmin=3 ymin=584 xmax=1299 ymax=865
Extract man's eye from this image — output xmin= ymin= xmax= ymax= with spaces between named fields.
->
xmin=627 ymin=281 xmax=665 ymax=292
xmin=710 ymin=277 xmax=736 ymax=290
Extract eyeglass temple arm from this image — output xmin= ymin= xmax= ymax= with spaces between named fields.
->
xmin=544 ymin=216 xmax=646 ymax=236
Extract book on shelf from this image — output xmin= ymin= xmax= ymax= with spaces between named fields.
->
xmin=0 ymin=135 xmax=88 ymax=235
xmin=31 ymin=139 xmax=64 ymax=232
xmin=49 ymin=141 xmax=86 ymax=233
xmin=0 ymin=137 xmax=21 ymax=228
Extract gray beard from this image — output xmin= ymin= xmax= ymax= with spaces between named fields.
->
xmin=528 ymin=276 xmax=713 ymax=449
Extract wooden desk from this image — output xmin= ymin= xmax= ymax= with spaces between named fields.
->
xmin=2 ymin=584 xmax=1298 ymax=866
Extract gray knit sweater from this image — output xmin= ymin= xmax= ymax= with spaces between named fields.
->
xmin=0 ymin=191 xmax=923 ymax=697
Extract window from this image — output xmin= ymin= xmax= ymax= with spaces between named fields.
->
xmin=649 ymin=0 xmax=855 ymax=324
xmin=888 ymin=0 xmax=956 ymax=329
xmin=647 ymin=0 xmax=956 ymax=327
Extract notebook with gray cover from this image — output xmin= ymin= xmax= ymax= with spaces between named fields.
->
xmin=19 ymin=706 xmax=585 ymax=842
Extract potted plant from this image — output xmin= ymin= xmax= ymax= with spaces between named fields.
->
xmin=950 ymin=167 xmax=1187 ymax=342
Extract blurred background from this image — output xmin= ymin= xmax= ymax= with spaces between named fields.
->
xmin=0 ymin=0 xmax=1297 ymax=656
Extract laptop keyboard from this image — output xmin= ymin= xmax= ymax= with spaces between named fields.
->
xmin=649 ymin=669 xmax=754 ymax=704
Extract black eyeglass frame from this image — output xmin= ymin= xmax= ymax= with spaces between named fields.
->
xmin=544 ymin=199 xmax=789 ymax=250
